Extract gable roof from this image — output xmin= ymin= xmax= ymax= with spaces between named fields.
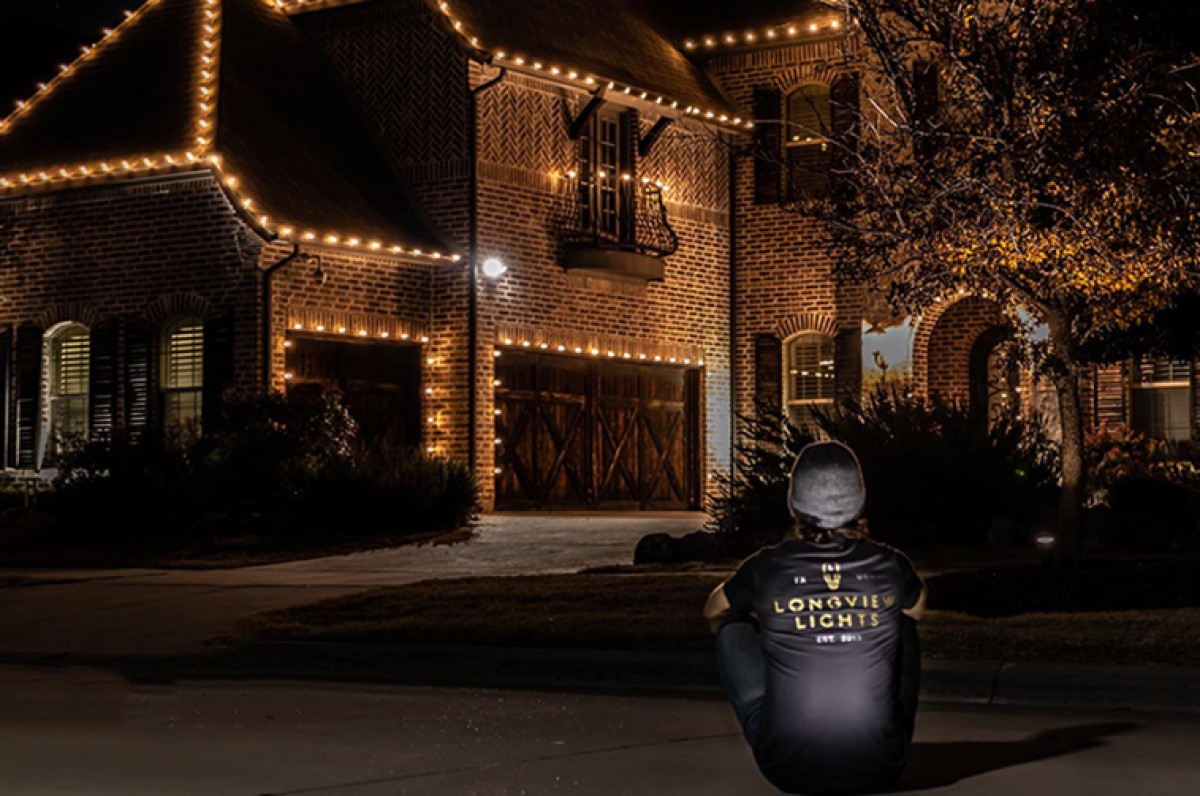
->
xmin=285 ymin=0 xmax=753 ymax=130
xmin=0 ymin=0 xmax=455 ymax=261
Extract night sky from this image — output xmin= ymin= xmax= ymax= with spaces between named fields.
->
xmin=2 ymin=0 xmax=134 ymax=110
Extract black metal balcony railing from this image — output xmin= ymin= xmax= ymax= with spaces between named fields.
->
xmin=553 ymin=181 xmax=679 ymax=259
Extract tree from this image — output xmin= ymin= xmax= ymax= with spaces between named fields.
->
xmin=795 ymin=0 xmax=1200 ymax=559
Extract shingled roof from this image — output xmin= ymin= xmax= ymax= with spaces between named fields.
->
xmin=285 ymin=0 xmax=751 ymax=128
xmin=0 ymin=0 xmax=454 ymax=260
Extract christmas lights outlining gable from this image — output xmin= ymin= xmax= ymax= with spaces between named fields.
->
xmin=279 ymin=0 xmax=755 ymax=130
xmin=0 ymin=0 xmax=460 ymax=263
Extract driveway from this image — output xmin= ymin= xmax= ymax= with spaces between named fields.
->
xmin=0 ymin=512 xmax=706 ymax=658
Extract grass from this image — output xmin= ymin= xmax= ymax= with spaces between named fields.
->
xmin=245 ymin=573 xmax=1200 ymax=666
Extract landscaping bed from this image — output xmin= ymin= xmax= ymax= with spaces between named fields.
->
xmin=245 ymin=569 xmax=1200 ymax=666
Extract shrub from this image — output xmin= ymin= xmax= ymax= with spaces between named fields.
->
xmin=708 ymin=391 xmax=1060 ymax=553
xmin=1085 ymin=425 xmax=1200 ymax=507
xmin=42 ymin=389 xmax=479 ymax=543
xmin=816 ymin=390 xmax=1060 ymax=547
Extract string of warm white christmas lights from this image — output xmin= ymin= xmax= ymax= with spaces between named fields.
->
xmin=0 ymin=0 xmax=460 ymax=264
xmin=492 ymin=335 xmax=706 ymax=368
xmin=279 ymin=0 xmax=754 ymax=130
xmin=683 ymin=17 xmax=845 ymax=51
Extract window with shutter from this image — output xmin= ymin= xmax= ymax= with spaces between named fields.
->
xmin=161 ymin=319 xmax=205 ymax=439
xmin=1131 ymin=356 xmax=1191 ymax=442
xmin=45 ymin=323 xmax=91 ymax=461
xmin=912 ymin=60 xmax=941 ymax=160
xmin=785 ymin=332 xmax=836 ymax=433
xmin=786 ymin=84 xmax=833 ymax=198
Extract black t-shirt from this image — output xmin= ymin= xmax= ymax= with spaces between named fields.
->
xmin=723 ymin=538 xmax=925 ymax=794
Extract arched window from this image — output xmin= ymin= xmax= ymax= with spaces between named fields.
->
xmin=785 ymin=332 xmax=836 ymax=432
xmin=44 ymin=323 xmax=91 ymax=460
xmin=161 ymin=318 xmax=205 ymax=437
xmin=1131 ymin=357 xmax=1191 ymax=442
xmin=786 ymin=83 xmax=832 ymax=197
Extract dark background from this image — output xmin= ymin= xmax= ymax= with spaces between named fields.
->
xmin=2 ymin=0 xmax=137 ymax=110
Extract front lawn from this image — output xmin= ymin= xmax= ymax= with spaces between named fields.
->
xmin=246 ymin=572 xmax=1200 ymax=666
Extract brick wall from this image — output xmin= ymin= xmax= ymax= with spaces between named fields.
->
xmin=0 ymin=174 xmax=263 ymax=464
xmin=470 ymin=65 xmax=734 ymax=505
xmin=703 ymin=38 xmax=865 ymax=421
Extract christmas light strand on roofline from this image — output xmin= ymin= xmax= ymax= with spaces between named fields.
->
xmin=683 ymin=16 xmax=846 ymax=52
xmin=278 ymin=0 xmax=754 ymax=130
xmin=0 ymin=0 xmax=460 ymax=264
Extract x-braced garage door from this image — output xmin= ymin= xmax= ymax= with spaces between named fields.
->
xmin=494 ymin=352 xmax=701 ymax=510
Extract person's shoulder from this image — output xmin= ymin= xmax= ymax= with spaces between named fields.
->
xmin=856 ymin=538 xmax=915 ymax=565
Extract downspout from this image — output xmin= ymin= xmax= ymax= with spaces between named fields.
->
xmin=261 ymin=243 xmax=301 ymax=391
xmin=728 ymin=144 xmax=739 ymax=481
xmin=468 ymin=64 xmax=507 ymax=472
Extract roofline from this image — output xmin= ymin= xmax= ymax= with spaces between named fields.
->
xmin=0 ymin=0 xmax=462 ymax=263
xmin=281 ymin=0 xmax=755 ymax=132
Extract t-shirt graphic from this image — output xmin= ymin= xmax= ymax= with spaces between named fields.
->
xmin=723 ymin=538 xmax=924 ymax=794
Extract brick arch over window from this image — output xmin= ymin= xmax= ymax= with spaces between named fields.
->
xmin=773 ymin=313 xmax=841 ymax=341
xmin=774 ymin=64 xmax=848 ymax=94
xmin=912 ymin=296 xmax=1008 ymax=400
xmin=35 ymin=302 xmax=101 ymax=331
xmin=144 ymin=292 xmax=216 ymax=325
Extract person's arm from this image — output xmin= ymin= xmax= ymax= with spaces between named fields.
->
xmin=705 ymin=556 xmax=758 ymax=635
xmin=704 ymin=582 xmax=738 ymax=635
xmin=902 ymin=585 xmax=928 ymax=622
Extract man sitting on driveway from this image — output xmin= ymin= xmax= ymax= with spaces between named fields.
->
xmin=704 ymin=441 xmax=927 ymax=794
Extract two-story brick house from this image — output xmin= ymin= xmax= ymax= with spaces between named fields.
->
xmin=2 ymin=0 xmax=1195 ymax=512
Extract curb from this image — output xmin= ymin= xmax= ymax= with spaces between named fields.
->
xmin=9 ymin=643 xmax=1198 ymax=714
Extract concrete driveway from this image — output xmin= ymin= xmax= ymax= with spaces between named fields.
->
xmin=0 ymin=512 xmax=707 ymax=658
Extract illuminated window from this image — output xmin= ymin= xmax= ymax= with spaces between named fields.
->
xmin=785 ymin=332 xmax=836 ymax=432
xmin=786 ymin=84 xmax=832 ymax=197
xmin=161 ymin=318 xmax=204 ymax=437
xmin=1131 ymin=357 xmax=1191 ymax=442
xmin=44 ymin=323 xmax=90 ymax=459
xmin=579 ymin=108 xmax=631 ymax=240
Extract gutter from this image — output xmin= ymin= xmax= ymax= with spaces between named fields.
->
xmin=467 ymin=64 xmax=507 ymax=472
xmin=261 ymin=243 xmax=301 ymax=391
xmin=728 ymin=145 xmax=739 ymax=480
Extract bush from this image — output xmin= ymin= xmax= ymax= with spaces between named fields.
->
xmin=816 ymin=390 xmax=1060 ymax=547
xmin=707 ymin=391 xmax=1060 ymax=553
xmin=42 ymin=389 xmax=479 ymax=543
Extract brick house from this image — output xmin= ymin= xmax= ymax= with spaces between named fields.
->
xmin=1 ymin=0 xmax=1195 ymax=511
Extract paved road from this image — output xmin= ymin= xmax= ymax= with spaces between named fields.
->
xmin=0 ymin=513 xmax=706 ymax=656
xmin=0 ymin=664 xmax=1195 ymax=795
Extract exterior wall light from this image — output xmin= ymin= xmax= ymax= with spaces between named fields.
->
xmin=481 ymin=257 xmax=508 ymax=279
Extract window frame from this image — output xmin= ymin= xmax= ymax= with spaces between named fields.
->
xmin=42 ymin=322 xmax=91 ymax=464
xmin=1130 ymin=356 xmax=1192 ymax=442
xmin=159 ymin=317 xmax=205 ymax=439
xmin=785 ymin=83 xmax=833 ymax=198
xmin=578 ymin=106 xmax=634 ymax=242
xmin=783 ymin=332 xmax=837 ymax=431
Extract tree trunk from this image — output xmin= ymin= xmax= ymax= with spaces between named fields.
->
xmin=1045 ymin=313 xmax=1085 ymax=566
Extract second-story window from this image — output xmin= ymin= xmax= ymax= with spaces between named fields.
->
xmin=579 ymin=108 xmax=632 ymax=240
xmin=786 ymin=84 xmax=832 ymax=198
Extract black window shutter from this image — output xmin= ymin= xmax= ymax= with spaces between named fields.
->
xmin=0 ymin=328 xmax=11 ymax=469
xmin=830 ymin=74 xmax=861 ymax=196
xmin=754 ymin=333 xmax=784 ymax=413
xmin=88 ymin=320 xmax=119 ymax=441
xmin=752 ymin=88 xmax=783 ymax=205
xmin=202 ymin=312 xmax=235 ymax=430
xmin=13 ymin=324 xmax=44 ymax=469
xmin=124 ymin=319 xmax=156 ymax=441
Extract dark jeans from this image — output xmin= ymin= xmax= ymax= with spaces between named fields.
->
xmin=716 ymin=618 xmax=922 ymax=746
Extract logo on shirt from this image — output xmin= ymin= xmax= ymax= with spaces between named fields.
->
xmin=822 ymin=563 xmax=842 ymax=591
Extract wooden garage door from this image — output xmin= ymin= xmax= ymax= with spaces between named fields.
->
xmin=286 ymin=336 xmax=422 ymax=451
xmin=495 ymin=352 xmax=701 ymax=510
